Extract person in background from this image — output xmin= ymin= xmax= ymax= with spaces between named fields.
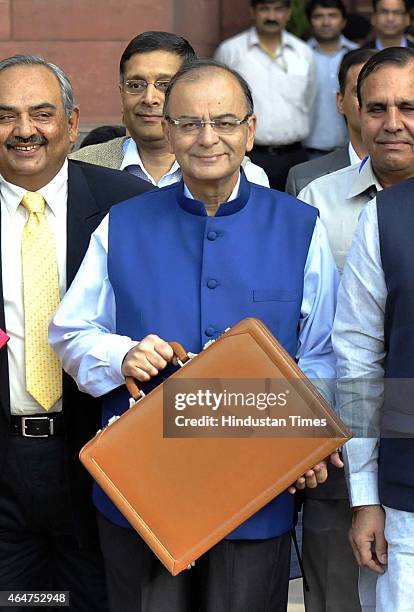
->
xmin=286 ymin=48 xmax=375 ymax=196
xmin=305 ymin=0 xmax=358 ymax=159
xmin=215 ymin=0 xmax=316 ymax=189
xmin=72 ymin=31 xmax=269 ymax=188
xmin=343 ymin=13 xmax=374 ymax=47
xmin=407 ymin=3 xmax=414 ymax=42
xmin=363 ymin=0 xmax=413 ymax=49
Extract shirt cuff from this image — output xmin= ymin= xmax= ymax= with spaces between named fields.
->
xmin=348 ymin=471 xmax=380 ymax=507
xmin=76 ymin=335 xmax=140 ymax=397
xmin=107 ymin=336 xmax=140 ymax=385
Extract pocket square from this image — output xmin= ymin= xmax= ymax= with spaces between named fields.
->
xmin=0 ymin=328 xmax=9 ymax=349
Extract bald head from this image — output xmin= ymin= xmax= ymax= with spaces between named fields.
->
xmin=163 ymin=59 xmax=254 ymax=118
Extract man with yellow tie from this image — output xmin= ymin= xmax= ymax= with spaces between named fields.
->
xmin=0 ymin=55 xmax=151 ymax=608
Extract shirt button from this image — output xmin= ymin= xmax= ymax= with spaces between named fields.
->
xmin=205 ymin=326 xmax=215 ymax=337
xmin=207 ymin=231 xmax=218 ymax=241
xmin=207 ymin=279 xmax=218 ymax=289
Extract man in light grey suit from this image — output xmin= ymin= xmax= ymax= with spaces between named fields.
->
xmin=71 ymin=32 xmax=195 ymax=187
xmin=286 ymin=48 xmax=375 ymax=196
xmin=72 ymin=31 xmax=269 ymax=187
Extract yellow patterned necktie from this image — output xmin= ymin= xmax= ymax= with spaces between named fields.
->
xmin=21 ymin=192 xmax=62 ymax=410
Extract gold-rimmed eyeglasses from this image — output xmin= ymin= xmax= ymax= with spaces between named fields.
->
xmin=165 ymin=114 xmax=252 ymax=134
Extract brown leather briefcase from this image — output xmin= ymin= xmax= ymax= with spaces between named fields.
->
xmin=80 ymin=317 xmax=350 ymax=575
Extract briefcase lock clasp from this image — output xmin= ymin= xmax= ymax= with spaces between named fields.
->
xmin=177 ymin=351 xmax=197 ymax=368
xmin=129 ymin=389 xmax=146 ymax=408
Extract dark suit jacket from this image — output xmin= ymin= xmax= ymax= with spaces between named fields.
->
xmin=285 ymin=145 xmax=351 ymax=197
xmin=0 ymin=159 xmax=153 ymax=546
xmin=362 ymin=38 xmax=414 ymax=49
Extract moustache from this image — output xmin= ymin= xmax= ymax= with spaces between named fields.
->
xmin=6 ymin=135 xmax=48 ymax=147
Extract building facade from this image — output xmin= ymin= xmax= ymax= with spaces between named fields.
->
xmin=0 ymin=0 xmax=369 ymax=129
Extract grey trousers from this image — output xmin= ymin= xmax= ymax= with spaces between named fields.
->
xmin=302 ymin=498 xmax=361 ymax=612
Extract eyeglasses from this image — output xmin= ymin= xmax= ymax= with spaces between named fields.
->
xmin=376 ymin=9 xmax=406 ymax=17
xmin=165 ymin=114 xmax=251 ymax=134
xmin=123 ymin=79 xmax=170 ymax=94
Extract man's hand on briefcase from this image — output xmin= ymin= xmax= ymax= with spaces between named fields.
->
xmin=287 ymin=451 xmax=343 ymax=494
xmin=122 ymin=335 xmax=174 ymax=381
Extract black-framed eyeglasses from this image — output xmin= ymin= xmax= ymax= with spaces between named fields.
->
xmin=165 ymin=114 xmax=252 ymax=134
xmin=123 ymin=79 xmax=170 ymax=94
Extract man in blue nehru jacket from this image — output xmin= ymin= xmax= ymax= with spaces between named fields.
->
xmin=50 ymin=59 xmax=340 ymax=612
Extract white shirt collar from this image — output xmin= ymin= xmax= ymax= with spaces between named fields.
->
xmin=184 ymin=174 xmax=241 ymax=202
xmin=0 ymin=159 xmax=68 ymax=217
xmin=348 ymin=142 xmax=361 ymax=166
xmin=248 ymin=26 xmax=294 ymax=52
xmin=347 ymin=158 xmax=382 ymax=199
xmin=376 ymin=36 xmax=408 ymax=50
xmin=120 ymin=137 xmax=180 ymax=184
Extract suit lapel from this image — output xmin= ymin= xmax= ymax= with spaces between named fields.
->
xmin=0 ymin=203 xmax=11 ymax=416
xmin=108 ymin=136 xmax=126 ymax=169
xmin=340 ymin=146 xmax=351 ymax=166
xmin=66 ymin=160 xmax=104 ymax=286
xmin=328 ymin=146 xmax=350 ymax=173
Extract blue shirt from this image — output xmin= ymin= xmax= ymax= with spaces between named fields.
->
xmin=375 ymin=36 xmax=408 ymax=50
xmin=305 ymin=36 xmax=358 ymax=151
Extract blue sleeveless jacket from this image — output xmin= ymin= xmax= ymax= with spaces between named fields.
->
xmin=95 ymin=172 xmax=317 ymax=538
xmin=376 ymin=180 xmax=414 ymax=512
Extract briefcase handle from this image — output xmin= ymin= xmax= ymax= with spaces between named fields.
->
xmin=125 ymin=341 xmax=190 ymax=401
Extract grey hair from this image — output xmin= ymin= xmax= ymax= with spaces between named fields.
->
xmin=0 ymin=54 xmax=75 ymax=117
xmin=357 ymin=47 xmax=414 ymax=107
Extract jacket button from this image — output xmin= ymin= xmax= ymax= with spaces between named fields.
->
xmin=205 ymin=326 xmax=215 ymax=337
xmin=207 ymin=231 xmax=217 ymax=241
xmin=207 ymin=279 xmax=218 ymax=289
